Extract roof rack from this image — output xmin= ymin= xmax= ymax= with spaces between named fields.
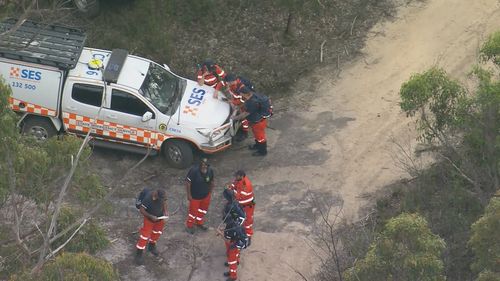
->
xmin=0 ymin=19 xmax=86 ymax=70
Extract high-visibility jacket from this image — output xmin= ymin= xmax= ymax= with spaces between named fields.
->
xmin=230 ymin=176 xmax=254 ymax=206
xmin=196 ymin=65 xmax=226 ymax=90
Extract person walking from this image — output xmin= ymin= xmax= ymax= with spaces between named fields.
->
xmin=135 ymin=188 xmax=168 ymax=265
xmin=229 ymin=170 xmax=255 ymax=240
xmin=185 ymin=158 xmax=215 ymax=234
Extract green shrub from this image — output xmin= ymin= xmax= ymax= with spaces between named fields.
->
xmin=41 ymin=252 xmax=117 ymax=281
xmin=469 ymin=197 xmax=500 ymax=276
xmin=55 ymin=207 xmax=109 ymax=254
xmin=480 ymin=31 xmax=500 ymax=66
xmin=344 ymin=213 xmax=446 ymax=281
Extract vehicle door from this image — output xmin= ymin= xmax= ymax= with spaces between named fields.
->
xmin=61 ymin=81 xmax=105 ymax=135
xmin=100 ymin=87 xmax=158 ymax=148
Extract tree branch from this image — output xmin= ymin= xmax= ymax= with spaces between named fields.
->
xmin=45 ymin=218 xmax=88 ymax=260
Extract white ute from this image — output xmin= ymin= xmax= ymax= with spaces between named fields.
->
xmin=0 ymin=19 xmax=238 ymax=168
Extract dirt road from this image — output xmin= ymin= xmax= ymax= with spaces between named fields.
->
xmin=96 ymin=0 xmax=500 ymax=280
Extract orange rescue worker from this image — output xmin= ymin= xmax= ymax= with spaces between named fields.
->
xmin=185 ymin=158 xmax=215 ymax=234
xmin=135 ymin=189 xmax=168 ymax=265
xmin=224 ymin=74 xmax=256 ymax=142
xmin=229 ymin=170 xmax=255 ymax=240
xmin=233 ymin=86 xmax=271 ymax=156
xmin=197 ymin=59 xmax=226 ymax=98
xmin=223 ymin=218 xmax=248 ymax=281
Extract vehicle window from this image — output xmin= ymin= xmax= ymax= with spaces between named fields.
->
xmin=71 ymin=84 xmax=103 ymax=107
xmin=140 ymin=63 xmax=184 ymax=115
xmin=111 ymin=89 xmax=153 ymax=118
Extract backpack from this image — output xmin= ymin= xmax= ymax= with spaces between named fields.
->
xmin=255 ymin=93 xmax=273 ymax=118
xmin=135 ymin=188 xmax=150 ymax=209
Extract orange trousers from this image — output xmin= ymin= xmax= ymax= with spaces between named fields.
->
xmin=225 ymin=241 xmax=240 ymax=279
xmin=186 ymin=194 xmax=211 ymax=228
xmin=136 ymin=217 xmax=165 ymax=250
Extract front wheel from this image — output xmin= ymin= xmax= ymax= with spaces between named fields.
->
xmin=162 ymin=139 xmax=193 ymax=169
xmin=22 ymin=117 xmax=57 ymax=141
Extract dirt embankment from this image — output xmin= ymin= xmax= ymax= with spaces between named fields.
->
xmin=92 ymin=1 xmax=500 ymax=280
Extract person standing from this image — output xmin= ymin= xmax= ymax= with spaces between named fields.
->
xmin=233 ymin=86 xmax=272 ymax=156
xmin=185 ymin=158 xmax=215 ymax=234
xmin=224 ymin=74 xmax=256 ymax=142
xmin=229 ymin=170 xmax=255 ymax=240
xmin=222 ymin=215 xmax=248 ymax=281
xmin=135 ymin=189 xmax=168 ymax=265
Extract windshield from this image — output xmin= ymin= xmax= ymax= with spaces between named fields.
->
xmin=139 ymin=63 xmax=183 ymax=114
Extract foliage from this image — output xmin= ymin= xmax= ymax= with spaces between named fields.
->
xmin=344 ymin=213 xmax=446 ymax=281
xmin=399 ymin=67 xmax=467 ymax=143
xmin=0 ymin=75 xmax=108 ymax=276
xmin=476 ymin=271 xmax=500 ymax=281
xmin=87 ymin=0 xmax=171 ymax=62
xmin=10 ymin=252 xmax=118 ymax=281
xmin=55 ymin=207 xmax=109 ymax=254
xmin=0 ymin=76 xmax=17 ymax=204
xmin=480 ymin=31 xmax=500 ymax=66
xmin=390 ymin=166 xmax=483 ymax=280
xmin=469 ymin=197 xmax=500 ymax=277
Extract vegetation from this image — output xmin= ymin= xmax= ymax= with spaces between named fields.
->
xmin=317 ymin=30 xmax=500 ymax=281
xmin=10 ymin=252 xmax=118 ymax=281
xmin=0 ymin=77 xmax=112 ymax=279
xmin=469 ymin=197 xmax=500 ymax=280
xmin=344 ymin=213 xmax=446 ymax=281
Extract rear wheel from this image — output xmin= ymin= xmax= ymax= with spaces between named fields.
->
xmin=22 ymin=117 xmax=57 ymax=141
xmin=162 ymin=139 xmax=193 ymax=169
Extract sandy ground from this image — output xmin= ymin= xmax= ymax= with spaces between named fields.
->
xmin=95 ymin=0 xmax=500 ymax=280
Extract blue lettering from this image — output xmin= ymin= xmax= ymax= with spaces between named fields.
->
xmin=92 ymin=54 xmax=106 ymax=60
xmin=192 ymin=88 xmax=205 ymax=95
xmin=188 ymin=99 xmax=201 ymax=106
xmin=187 ymin=88 xmax=206 ymax=106
xmin=28 ymin=70 xmax=36 ymax=79
xmin=21 ymin=69 xmax=29 ymax=78
xmin=18 ymin=69 xmax=42 ymax=80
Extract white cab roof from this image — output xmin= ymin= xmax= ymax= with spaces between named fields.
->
xmin=68 ymin=47 xmax=150 ymax=90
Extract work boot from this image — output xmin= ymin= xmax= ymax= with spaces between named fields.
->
xmin=226 ymin=277 xmax=237 ymax=281
xmin=252 ymin=142 xmax=267 ymax=156
xmin=248 ymin=142 xmax=258 ymax=150
xmin=196 ymin=224 xmax=208 ymax=231
xmin=147 ymin=243 xmax=160 ymax=256
xmin=185 ymin=226 xmax=195 ymax=234
xmin=223 ymin=272 xmax=230 ymax=277
xmin=134 ymin=249 xmax=144 ymax=265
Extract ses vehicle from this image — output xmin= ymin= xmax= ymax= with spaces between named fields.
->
xmin=0 ymin=19 xmax=239 ymax=168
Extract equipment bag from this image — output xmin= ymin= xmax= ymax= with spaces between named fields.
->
xmin=135 ymin=188 xmax=150 ymax=209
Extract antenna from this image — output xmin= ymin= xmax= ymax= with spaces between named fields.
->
xmin=177 ymin=97 xmax=181 ymax=125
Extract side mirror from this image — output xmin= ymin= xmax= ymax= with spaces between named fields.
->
xmin=163 ymin=64 xmax=170 ymax=71
xmin=142 ymin=111 xmax=153 ymax=122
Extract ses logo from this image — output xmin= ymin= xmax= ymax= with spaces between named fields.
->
xmin=9 ymin=67 xmax=42 ymax=81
